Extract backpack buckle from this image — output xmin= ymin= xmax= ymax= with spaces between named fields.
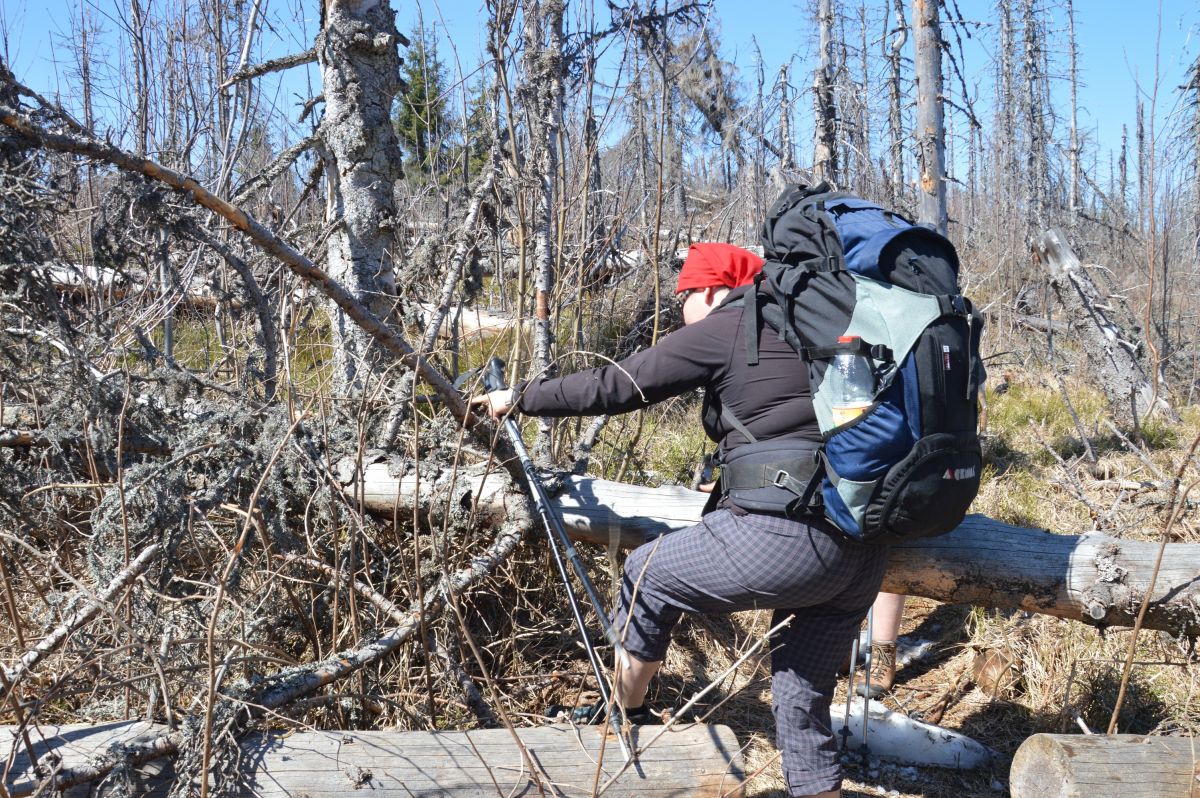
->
xmin=772 ymin=469 xmax=792 ymax=489
xmin=951 ymin=295 xmax=967 ymax=316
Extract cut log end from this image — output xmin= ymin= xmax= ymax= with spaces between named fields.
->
xmin=1009 ymin=733 xmax=1200 ymax=798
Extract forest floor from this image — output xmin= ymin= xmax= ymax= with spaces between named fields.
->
xmin=3 ymin=348 xmax=1197 ymax=797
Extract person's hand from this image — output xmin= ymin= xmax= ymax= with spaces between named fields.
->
xmin=469 ymin=388 xmax=516 ymax=420
xmin=697 ymin=480 xmax=718 ymax=494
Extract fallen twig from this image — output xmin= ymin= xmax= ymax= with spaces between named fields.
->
xmin=1 ymin=543 xmax=161 ymax=694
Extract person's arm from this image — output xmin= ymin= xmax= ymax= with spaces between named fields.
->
xmin=514 ymin=315 xmax=730 ymax=418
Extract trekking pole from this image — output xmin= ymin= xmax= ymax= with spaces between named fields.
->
xmin=840 ymin=633 xmax=859 ymax=752
xmin=861 ymin=606 xmax=873 ymax=757
xmin=482 ymin=358 xmax=632 ymax=761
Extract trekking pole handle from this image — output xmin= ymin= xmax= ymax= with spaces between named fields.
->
xmin=483 ymin=357 xmax=507 ymax=393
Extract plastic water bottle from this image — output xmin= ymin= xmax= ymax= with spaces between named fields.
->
xmin=829 ymin=335 xmax=875 ymax=426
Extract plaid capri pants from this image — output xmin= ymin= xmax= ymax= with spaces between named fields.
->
xmin=614 ymin=508 xmax=890 ymax=796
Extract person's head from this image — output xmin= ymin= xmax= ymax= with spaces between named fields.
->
xmin=675 ymin=243 xmax=764 ymax=325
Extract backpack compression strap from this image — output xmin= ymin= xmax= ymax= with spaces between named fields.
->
xmin=802 ymin=339 xmax=894 ymax=364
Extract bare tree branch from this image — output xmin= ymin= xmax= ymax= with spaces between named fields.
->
xmin=219 ymin=48 xmax=318 ymax=89
xmin=0 ymin=103 xmax=509 ymax=457
xmin=1 ymin=543 xmax=161 ymax=692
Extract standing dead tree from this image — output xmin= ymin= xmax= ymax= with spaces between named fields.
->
xmin=316 ymin=0 xmax=407 ymax=394
xmin=776 ymin=61 xmax=796 ymax=171
xmin=811 ymin=0 xmax=839 ymax=183
xmin=883 ymin=0 xmax=908 ymax=208
xmin=520 ymin=0 xmax=566 ymax=463
xmin=913 ymin=0 xmax=947 ymax=235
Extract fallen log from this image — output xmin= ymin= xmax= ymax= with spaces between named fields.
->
xmin=1009 ymin=733 xmax=1199 ymax=797
xmin=350 ymin=463 xmax=1200 ymax=638
xmin=414 ymin=301 xmax=532 ymax=341
xmin=1035 ymin=229 xmax=1176 ymax=422
xmin=2 ymin=721 xmax=746 ymax=797
xmin=351 ymin=463 xmax=700 ymax=547
xmin=1016 ymin=314 xmax=1070 ymax=334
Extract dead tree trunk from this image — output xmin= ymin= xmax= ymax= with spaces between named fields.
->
xmin=349 ymin=464 xmax=1200 ymax=639
xmin=317 ymin=0 xmax=405 ymax=394
xmin=913 ymin=0 xmax=947 ymax=235
xmin=995 ymin=0 xmax=1018 ymax=279
xmin=1021 ymin=0 xmax=1047 ymax=239
xmin=1010 ymin=733 xmax=1200 ymax=798
xmin=1136 ymin=100 xmax=1147 ymax=232
xmin=812 ymin=0 xmax=838 ymax=183
xmin=884 ymin=0 xmax=907 ymax=207
xmin=1035 ymin=229 xmax=1177 ymax=422
xmin=1066 ymin=0 xmax=1081 ymax=229
xmin=777 ymin=62 xmax=795 ymax=170
xmin=521 ymin=0 xmax=565 ymax=463
xmin=852 ymin=1 xmax=871 ymax=195
xmin=1190 ymin=54 xmax=1200 ymax=260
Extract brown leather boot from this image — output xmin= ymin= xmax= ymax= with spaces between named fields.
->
xmin=854 ymin=640 xmax=897 ymax=698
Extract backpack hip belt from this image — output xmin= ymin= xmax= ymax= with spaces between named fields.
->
xmin=714 ymin=425 xmax=823 ymax=517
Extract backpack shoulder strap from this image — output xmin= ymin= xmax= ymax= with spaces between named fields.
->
xmin=719 ymin=403 xmax=758 ymax=444
xmin=744 ymin=285 xmax=760 ymax=366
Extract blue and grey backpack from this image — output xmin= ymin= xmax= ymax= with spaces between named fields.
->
xmin=720 ymin=183 xmax=985 ymax=544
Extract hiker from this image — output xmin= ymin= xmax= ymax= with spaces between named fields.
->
xmin=472 ymin=242 xmax=889 ymax=798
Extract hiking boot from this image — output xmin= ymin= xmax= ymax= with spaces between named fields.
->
xmin=544 ymin=700 xmax=658 ymax=725
xmin=854 ymin=640 xmax=897 ymax=698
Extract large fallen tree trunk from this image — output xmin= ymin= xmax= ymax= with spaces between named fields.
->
xmin=1035 ymin=229 xmax=1177 ymax=422
xmin=350 ymin=462 xmax=1200 ymax=638
xmin=1009 ymin=733 xmax=1199 ymax=797
xmin=2 ymin=722 xmax=745 ymax=797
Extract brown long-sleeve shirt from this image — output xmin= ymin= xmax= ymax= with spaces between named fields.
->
xmin=516 ymin=286 xmax=818 ymax=459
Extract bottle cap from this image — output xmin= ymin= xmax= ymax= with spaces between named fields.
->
xmin=837 ymin=335 xmax=859 ymax=343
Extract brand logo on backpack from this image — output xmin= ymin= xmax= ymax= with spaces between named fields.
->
xmin=943 ymin=466 xmax=977 ymax=481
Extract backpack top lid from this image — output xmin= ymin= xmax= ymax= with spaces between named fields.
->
xmin=760 ymin=185 xmax=961 ymax=290
xmin=759 ymin=183 xmax=840 ymax=267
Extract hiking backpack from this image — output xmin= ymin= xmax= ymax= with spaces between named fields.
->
xmin=731 ymin=184 xmax=985 ymax=544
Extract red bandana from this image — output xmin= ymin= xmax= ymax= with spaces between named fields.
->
xmin=675 ymin=243 xmax=764 ymax=294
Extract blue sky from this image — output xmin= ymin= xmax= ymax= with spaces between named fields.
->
xmin=3 ymin=0 xmax=1197 ymax=162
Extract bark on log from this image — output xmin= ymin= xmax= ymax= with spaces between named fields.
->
xmin=1035 ymin=229 xmax=1176 ymax=422
xmin=2 ymin=722 xmax=746 ymax=797
xmin=351 ymin=463 xmax=700 ymax=548
xmin=351 ymin=464 xmax=1200 ymax=638
xmin=1009 ymin=733 xmax=1200 ymax=797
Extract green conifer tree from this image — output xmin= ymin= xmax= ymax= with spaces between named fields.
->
xmin=395 ymin=23 xmax=449 ymax=180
